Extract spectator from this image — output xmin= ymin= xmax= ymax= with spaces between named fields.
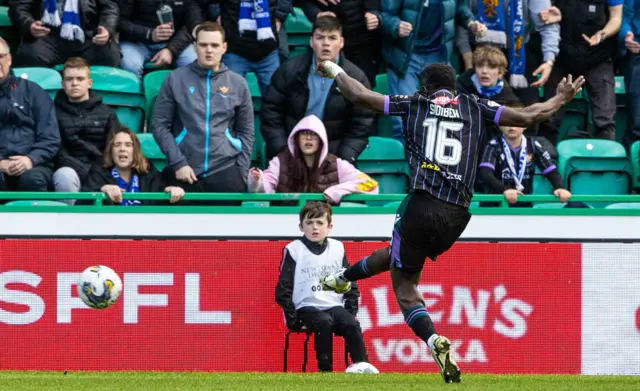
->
xmin=456 ymin=46 xmax=521 ymax=106
xmin=298 ymin=0 xmax=383 ymax=86
xmin=118 ymin=0 xmax=201 ymax=80
xmin=538 ymin=0 xmax=623 ymax=145
xmin=248 ymin=115 xmax=379 ymax=204
xmin=9 ymin=0 xmax=120 ymax=67
xmin=53 ymin=57 xmax=119 ymax=205
xmin=188 ymin=1 xmax=292 ymax=65
xmin=152 ymin=22 xmax=254 ymax=202
xmin=382 ymin=0 xmax=487 ymax=142
xmin=260 ymin=15 xmax=374 ymax=164
xmin=477 ymin=103 xmax=571 ymax=207
xmin=620 ymin=0 xmax=640 ymax=149
xmin=0 ymin=37 xmax=60 ymax=193
xmin=82 ymin=126 xmax=185 ymax=205
xmin=455 ymin=0 xmax=561 ymax=108
xmin=189 ymin=0 xmax=292 ymax=96
xmin=275 ymin=201 xmax=369 ymax=372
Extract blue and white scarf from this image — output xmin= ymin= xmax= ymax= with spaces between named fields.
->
xmin=471 ymin=73 xmax=504 ymax=98
xmin=477 ymin=0 xmax=527 ymax=88
xmin=111 ymin=168 xmax=142 ymax=206
xmin=239 ymin=0 xmax=275 ymax=41
xmin=501 ymin=135 xmax=527 ymax=191
xmin=41 ymin=0 xmax=84 ymax=42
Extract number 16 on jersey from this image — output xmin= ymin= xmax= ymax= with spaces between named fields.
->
xmin=422 ymin=118 xmax=463 ymax=166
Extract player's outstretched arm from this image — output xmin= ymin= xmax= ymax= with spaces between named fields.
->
xmin=316 ymin=61 xmax=386 ymax=113
xmin=498 ymin=75 xmax=586 ymax=127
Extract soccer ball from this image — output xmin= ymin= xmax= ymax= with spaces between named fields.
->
xmin=77 ymin=265 xmax=123 ymax=309
xmin=345 ymin=362 xmax=379 ymax=374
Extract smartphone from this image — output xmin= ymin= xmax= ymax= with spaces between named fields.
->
xmin=157 ymin=5 xmax=174 ymax=25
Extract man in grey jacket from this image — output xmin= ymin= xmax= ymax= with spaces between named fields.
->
xmin=152 ymin=21 xmax=254 ymax=202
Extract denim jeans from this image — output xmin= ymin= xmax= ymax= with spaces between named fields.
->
xmin=120 ymin=42 xmax=198 ymax=79
xmin=387 ymin=51 xmax=447 ymax=142
xmin=53 ymin=167 xmax=81 ymax=205
xmin=223 ymin=50 xmax=280 ymax=96
xmin=624 ymin=52 xmax=640 ymax=149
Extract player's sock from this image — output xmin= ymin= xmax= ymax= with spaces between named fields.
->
xmin=404 ymin=305 xmax=436 ymax=344
xmin=343 ymin=256 xmax=373 ymax=281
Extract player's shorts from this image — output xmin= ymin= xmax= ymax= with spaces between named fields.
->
xmin=390 ymin=190 xmax=471 ymax=273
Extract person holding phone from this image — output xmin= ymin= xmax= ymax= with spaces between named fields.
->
xmin=118 ymin=0 xmax=204 ymax=79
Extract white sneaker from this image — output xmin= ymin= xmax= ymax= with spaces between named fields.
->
xmin=320 ymin=268 xmax=351 ymax=294
xmin=431 ymin=336 xmax=461 ymax=383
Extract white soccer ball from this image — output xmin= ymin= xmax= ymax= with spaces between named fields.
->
xmin=77 ymin=265 xmax=123 ymax=309
xmin=345 ymin=362 xmax=380 ymax=374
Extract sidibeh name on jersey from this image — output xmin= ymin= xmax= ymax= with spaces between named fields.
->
xmin=429 ymin=103 xmax=460 ymax=119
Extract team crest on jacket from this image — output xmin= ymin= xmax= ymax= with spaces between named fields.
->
xmin=217 ymin=85 xmax=231 ymax=95
xmin=526 ymin=154 xmax=533 ymax=163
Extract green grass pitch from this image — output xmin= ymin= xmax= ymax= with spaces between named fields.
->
xmin=1 ymin=372 xmax=639 ymax=391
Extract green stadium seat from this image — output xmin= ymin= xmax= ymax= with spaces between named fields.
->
xmin=90 ymin=66 xmax=145 ymax=133
xmin=615 ymin=76 xmax=627 ymax=144
xmin=143 ymin=70 xmax=171 ymax=129
xmin=0 ymin=7 xmax=10 ymax=27
xmin=13 ymin=67 xmax=62 ymax=99
xmin=356 ymin=137 xmax=409 ymax=196
xmin=285 ymin=7 xmax=312 ymax=47
xmin=0 ymin=7 xmax=18 ymax=53
xmin=604 ymin=202 xmax=640 ymax=209
xmin=4 ymin=200 xmax=68 ymax=207
xmin=136 ymin=133 xmax=167 ymax=171
xmin=374 ymin=74 xmax=394 ymax=139
xmin=532 ymin=166 xmax=554 ymax=195
xmin=246 ymin=71 xmax=261 ymax=102
xmin=631 ymin=141 xmax=640 ymax=190
xmin=559 ymin=89 xmax=588 ymax=140
xmin=557 ymin=139 xmax=632 ymax=206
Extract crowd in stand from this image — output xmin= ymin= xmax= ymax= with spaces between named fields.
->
xmin=0 ymin=0 xmax=638 ymax=206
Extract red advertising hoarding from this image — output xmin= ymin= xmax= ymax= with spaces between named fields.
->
xmin=0 ymin=240 xmax=581 ymax=373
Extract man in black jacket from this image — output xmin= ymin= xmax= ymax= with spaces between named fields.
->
xmin=260 ymin=15 xmax=373 ymax=164
xmin=52 ymin=57 xmax=119 ymax=205
xmin=0 ymin=38 xmax=60 ymax=192
xmin=9 ymin=0 xmax=120 ymax=67
xmin=119 ymin=0 xmax=202 ymax=79
xmin=189 ymin=0 xmax=292 ymax=96
xmin=297 ymin=0 xmax=382 ymax=87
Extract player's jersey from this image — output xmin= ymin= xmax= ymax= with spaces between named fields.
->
xmin=384 ymin=90 xmax=504 ymax=207
xmin=479 ymin=136 xmax=557 ymax=194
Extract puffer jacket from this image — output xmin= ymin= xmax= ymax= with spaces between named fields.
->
xmin=9 ymin=0 xmax=119 ymax=40
xmin=53 ymin=90 xmax=119 ymax=181
xmin=260 ymin=51 xmax=374 ymax=164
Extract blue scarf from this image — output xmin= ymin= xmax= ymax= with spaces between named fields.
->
xmin=501 ymin=135 xmax=528 ymax=191
xmin=239 ymin=0 xmax=275 ymax=41
xmin=477 ymin=0 xmax=527 ymax=88
xmin=42 ymin=0 xmax=61 ymax=27
xmin=111 ymin=168 xmax=142 ymax=206
xmin=471 ymin=73 xmax=504 ymax=98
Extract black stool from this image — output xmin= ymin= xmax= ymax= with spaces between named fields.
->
xmin=283 ymin=328 xmax=349 ymax=372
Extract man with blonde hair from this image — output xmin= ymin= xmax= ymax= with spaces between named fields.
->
xmin=53 ymin=57 xmax=119 ymax=204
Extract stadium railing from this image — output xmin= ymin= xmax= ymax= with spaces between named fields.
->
xmin=0 ymin=192 xmax=640 ymax=213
